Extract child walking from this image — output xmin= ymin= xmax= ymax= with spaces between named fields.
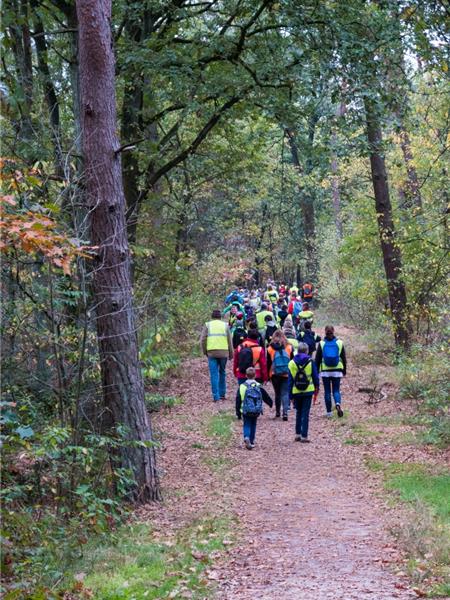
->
xmin=235 ymin=367 xmax=273 ymax=449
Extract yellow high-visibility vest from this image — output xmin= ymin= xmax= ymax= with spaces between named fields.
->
xmin=206 ymin=320 xmax=228 ymax=351
xmin=288 ymin=359 xmax=315 ymax=394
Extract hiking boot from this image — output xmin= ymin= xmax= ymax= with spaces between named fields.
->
xmin=295 ymin=435 xmax=302 ymax=442
xmin=244 ymin=437 xmax=252 ymax=450
xmin=282 ymin=414 xmax=288 ymax=421
xmin=336 ymin=404 xmax=344 ymax=417
xmin=275 ymin=412 xmax=281 ymax=418
xmin=326 ymin=412 xmax=333 ymax=418
xmin=219 ymin=397 xmax=226 ymax=401
xmin=300 ymin=437 xmax=310 ymax=443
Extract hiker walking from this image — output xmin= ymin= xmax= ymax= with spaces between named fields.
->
xmin=255 ymin=303 xmax=273 ymax=336
xmin=233 ymin=329 xmax=267 ymax=384
xmin=200 ymin=309 xmax=233 ymax=402
xmin=297 ymin=301 xmax=314 ymax=331
xmin=288 ymin=342 xmax=320 ymax=442
xmin=264 ymin=314 xmax=278 ymax=346
xmin=315 ymin=325 xmax=347 ymax=418
xmin=298 ymin=321 xmax=321 ymax=356
xmin=282 ymin=315 xmax=299 ymax=353
xmin=235 ymin=367 xmax=273 ymax=450
xmin=267 ymin=330 xmax=294 ymax=420
xmin=232 ymin=318 xmax=247 ymax=349
xmin=302 ymin=281 xmax=314 ymax=306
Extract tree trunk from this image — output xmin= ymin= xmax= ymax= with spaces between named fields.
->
xmin=330 ymin=102 xmax=345 ymax=240
xmin=364 ymin=97 xmax=410 ymax=348
xmin=286 ymin=127 xmax=318 ymax=281
xmin=76 ymin=0 xmax=160 ymax=502
xmin=31 ymin=3 xmax=64 ymax=177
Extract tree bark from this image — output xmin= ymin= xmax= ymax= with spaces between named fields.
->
xmin=364 ymin=97 xmax=410 ymax=348
xmin=286 ymin=125 xmax=318 ymax=281
xmin=31 ymin=3 xmax=64 ymax=177
xmin=76 ymin=0 xmax=160 ymax=502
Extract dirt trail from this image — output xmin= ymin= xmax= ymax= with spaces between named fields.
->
xmin=146 ymin=329 xmax=420 ymax=599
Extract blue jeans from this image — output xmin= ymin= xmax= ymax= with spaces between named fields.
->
xmin=294 ymin=394 xmax=313 ymax=438
xmin=243 ymin=415 xmax=258 ymax=444
xmin=207 ymin=357 xmax=227 ymax=401
xmin=271 ymin=375 xmax=289 ymax=416
xmin=322 ymin=377 xmax=342 ymax=413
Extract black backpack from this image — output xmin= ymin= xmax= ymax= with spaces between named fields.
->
xmin=301 ymin=330 xmax=316 ymax=355
xmin=238 ymin=345 xmax=254 ymax=374
xmin=294 ymin=359 xmax=311 ymax=391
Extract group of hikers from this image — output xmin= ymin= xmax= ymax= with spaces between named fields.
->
xmin=200 ymin=282 xmax=347 ymax=449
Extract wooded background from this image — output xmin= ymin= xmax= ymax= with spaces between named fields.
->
xmin=1 ymin=0 xmax=448 ymax=594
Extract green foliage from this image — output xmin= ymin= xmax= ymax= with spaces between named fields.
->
xmin=205 ymin=412 xmax=235 ymax=447
xmin=145 ymin=394 xmax=182 ymax=413
xmin=397 ymin=343 xmax=450 ymax=447
xmin=76 ymin=517 xmax=233 ymax=600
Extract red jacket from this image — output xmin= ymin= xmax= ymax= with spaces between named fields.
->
xmin=233 ymin=339 xmax=268 ymax=382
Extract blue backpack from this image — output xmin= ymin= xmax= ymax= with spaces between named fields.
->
xmin=242 ymin=383 xmax=263 ymax=416
xmin=322 ymin=339 xmax=340 ymax=367
xmin=293 ymin=300 xmax=303 ymax=318
xmin=272 ymin=348 xmax=290 ymax=375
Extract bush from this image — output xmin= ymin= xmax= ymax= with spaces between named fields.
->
xmin=397 ymin=343 xmax=450 ymax=447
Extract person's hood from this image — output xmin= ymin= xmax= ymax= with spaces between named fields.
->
xmin=283 ymin=325 xmax=295 ymax=336
xmin=294 ymin=353 xmax=311 ymax=366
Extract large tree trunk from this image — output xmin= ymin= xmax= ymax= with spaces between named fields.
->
xmin=364 ymin=97 xmax=410 ymax=348
xmin=77 ymin=0 xmax=160 ymax=502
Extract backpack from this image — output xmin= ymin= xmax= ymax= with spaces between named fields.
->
xmin=294 ymin=359 xmax=311 ymax=391
xmin=293 ymin=300 xmax=302 ymax=318
xmin=238 ymin=345 xmax=255 ymax=374
xmin=242 ymin=382 xmax=263 ymax=416
xmin=272 ymin=348 xmax=290 ymax=375
xmin=322 ymin=339 xmax=340 ymax=368
xmin=303 ymin=284 xmax=312 ymax=296
xmin=301 ymin=331 xmax=316 ymax=355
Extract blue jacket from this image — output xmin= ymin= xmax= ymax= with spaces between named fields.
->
xmin=288 ymin=353 xmax=319 ymax=399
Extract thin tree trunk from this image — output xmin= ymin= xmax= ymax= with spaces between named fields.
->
xmin=77 ymin=0 xmax=160 ymax=502
xmin=364 ymin=97 xmax=410 ymax=348
xmin=31 ymin=3 xmax=64 ymax=176
xmin=286 ymin=127 xmax=318 ymax=281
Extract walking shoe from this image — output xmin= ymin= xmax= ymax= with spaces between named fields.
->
xmin=250 ymin=443 xmax=256 ymax=448
xmin=300 ymin=437 xmax=311 ymax=443
xmin=219 ymin=397 xmax=226 ymax=401
xmin=282 ymin=414 xmax=288 ymax=421
xmin=326 ymin=412 xmax=333 ymax=418
xmin=244 ymin=437 xmax=252 ymax=450
xmin=336 ymin=404 xmax=344 ymax=417
xmin=275 ymin=412 xmax=281 ymax=418
xmin=295 ymin=435 xmax=302 ymax=442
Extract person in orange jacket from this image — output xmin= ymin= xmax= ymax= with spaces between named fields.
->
xmin=233 ymin=329 xmax=267 ymax=384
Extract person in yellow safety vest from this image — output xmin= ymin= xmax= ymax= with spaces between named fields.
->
xmin=266 ymin=285 xmax=279 ymax=305
xmin=288 ymin=342 xmax=320 ymax=442
xmin=315 ymin=325 xmax=347 ymax=418
xmin=290 ymin=283 xmax=299 ymax=298
xmin=297 ymin=302 xmax=314 ymax=327
xmin=200 ymin=309 xmax=233 ymax=402
xmin=255 ymin=303 xmax=273 ymax=335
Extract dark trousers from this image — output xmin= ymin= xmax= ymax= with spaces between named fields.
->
xmin=271 ymin=375 xmax=289 ymax=416
xmin=243 ymin=415 xmax=258 ymax=444
xmin=294 ymin=394 xmax=313 ymax=438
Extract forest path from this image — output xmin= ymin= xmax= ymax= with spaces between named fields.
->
xmin=147 ymin=325 xmax=417 ymax=599
xmin=215 ymin=338 xmax=415 ymax=600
